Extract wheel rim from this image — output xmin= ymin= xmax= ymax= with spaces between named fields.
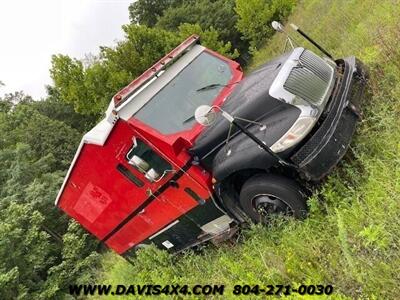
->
xmin=251 ymin=194 xmax=293 ymax=222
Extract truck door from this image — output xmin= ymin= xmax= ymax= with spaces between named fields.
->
xmin=103 ymin=127 xmax=220 ymax=254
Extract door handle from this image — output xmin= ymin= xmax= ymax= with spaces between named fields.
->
xmin=169 ymin=180 xmax=179 ymax=188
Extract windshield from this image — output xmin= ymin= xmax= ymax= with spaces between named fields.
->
xmin=133 ymin=52 xmax=232 ymax=134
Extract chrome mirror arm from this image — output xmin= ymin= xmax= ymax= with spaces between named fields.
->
xmin=271 ymin=21 xmax=298 ymax=53
xmin=151 ymin=169 xmax=176 ymax=183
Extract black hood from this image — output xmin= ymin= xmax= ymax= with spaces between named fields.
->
xmin=190 ymin=51 xmax=300 ymax=167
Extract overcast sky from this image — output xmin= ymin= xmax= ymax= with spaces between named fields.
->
xmin=0 ymin=0 xmax=132 ymax=99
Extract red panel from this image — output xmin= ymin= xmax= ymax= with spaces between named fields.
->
xmin=105 ymin=177 xmax=202 ymax=254
xmin=105 ymin=170 xmax=211 ymax=254
xmin=161 ymin=174 xmax=210 ymax=213
xmin=58 ymin=120 xmax=154 ymax=240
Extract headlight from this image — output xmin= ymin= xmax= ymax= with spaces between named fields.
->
xmin=270 ymin=116 xmax=316 ymax=152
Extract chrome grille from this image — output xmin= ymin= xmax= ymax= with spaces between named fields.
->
xmin=284 ymin=50 xmax=333 ymax=105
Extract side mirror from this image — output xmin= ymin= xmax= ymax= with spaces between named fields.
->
xmin=272 ymin=21 xmax=284 ymax=32
xmin=144 ymin=168 xmax=161 ymax=182
xmin=128 ymin=155 xmax=150 ymax=172
xmin=271 ymin=20 xmax=296 ymax=52
xmin=194 ymin=105 xmax=217 ymax=126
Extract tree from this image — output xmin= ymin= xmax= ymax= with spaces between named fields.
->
xmin=4 ymin=104 xmax=80 ymax=170
xmin=41 ymin=222 xmax=100 ymax=299
xmin=235 ymin=0 xmax=295 ymax=50
xmin=0 ymin=98 xmax=12 ymax=113
xmin=0 ymin=203 xmax=54 ymax=299
xmin=177 ymin=23 xmax=239 ymax=59
xmin=128 ymin=0 xmax=183 ymax=27
xmin=0 ymin=201 xmax=99 ymax=299
xmin=102 ymin=24 xmax=181 ymax=80
xmin=2 ymin=91 xmax=33 ymax=106
xmin=50 ymin=55 xmax=95 ymax=115
xmin=0 ymin=98 xmax=100 ymax=298
xmin=32 ymin=86 xmax=98 ymax=132
xmin=156 ymin=0 xmax=248 ymax=59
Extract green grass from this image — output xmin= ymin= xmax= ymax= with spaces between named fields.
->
xmin=96 ymin=1 xmax=400 ymax=298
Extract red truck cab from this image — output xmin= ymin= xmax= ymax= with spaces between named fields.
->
xmin=55 ymin=35 xmax=243 ymax=255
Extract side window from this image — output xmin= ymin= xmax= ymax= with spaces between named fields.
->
xmin=126 ymin=138 xmax=172 ymax=180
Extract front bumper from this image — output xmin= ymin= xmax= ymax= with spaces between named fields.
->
xmin=291 ymin=56 xmax=368 ymax=181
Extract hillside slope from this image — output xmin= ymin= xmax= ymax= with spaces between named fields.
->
xmin=96 ymin=1 xmax=400 ymax=298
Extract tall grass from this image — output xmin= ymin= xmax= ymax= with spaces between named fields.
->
xmin=96 ymin=1 xmax=400 ymax=298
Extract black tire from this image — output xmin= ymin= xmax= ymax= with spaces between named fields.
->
xmin=239 ymin=173 xmax=307 ymax=223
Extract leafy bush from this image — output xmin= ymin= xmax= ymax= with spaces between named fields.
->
xmin=177 ymin=23 xmax=239 ymax=59
xmin=0 ymin=95 xmax=100 ymax=299
xmin=235 ymin=0 xmax=295 ymax=50
xmin=128 ymin=0 xmax=183 ymax=27
xmin=156 ymin=0 xmax=248 ymax=58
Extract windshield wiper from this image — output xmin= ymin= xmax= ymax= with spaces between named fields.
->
xmin=196 ymin=83 xmax=225 ymax=92
xmin=182 ymin=115 xmax=195 ymax=124
xmin=196 ymin=80 xmax=241 ymax=92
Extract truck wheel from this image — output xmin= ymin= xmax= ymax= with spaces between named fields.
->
xmin=239 ymin=174 xmax=307 ymax=223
